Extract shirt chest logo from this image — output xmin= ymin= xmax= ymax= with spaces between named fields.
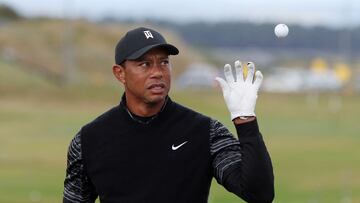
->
xmin=171 ymin=141 xmax=188 ymax=150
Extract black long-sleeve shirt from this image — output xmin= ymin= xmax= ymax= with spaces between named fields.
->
xmin=63 ymin=98 xmax=274 ymax=203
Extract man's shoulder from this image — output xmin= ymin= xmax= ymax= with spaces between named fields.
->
xmin=172 ymin=101 xmax=211 ymax=122
xmin=81 ymin=105 xmax=122 ymax=132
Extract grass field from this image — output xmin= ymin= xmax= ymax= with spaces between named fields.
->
xmin=0 ymin=88 xmax=359 ymax=203
xmin=1 ymin=59 xmax=360 ymax=202
xmin=1 ymin=17 xmax=360 ymax=202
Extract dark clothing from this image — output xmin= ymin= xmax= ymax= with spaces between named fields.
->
xmin=63 ymin=97 xmax=274 ymax=203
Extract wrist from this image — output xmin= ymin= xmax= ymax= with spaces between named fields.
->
xmin=230 ymin=111 xmax=256 ymax=120
xmin=233 ymin=116 xmax=256 ymax=124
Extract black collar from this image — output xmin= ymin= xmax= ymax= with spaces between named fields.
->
xmin=119 ymin=94 xmax=170 ymax=125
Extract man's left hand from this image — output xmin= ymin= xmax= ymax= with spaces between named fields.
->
xmin=215 ymin=60 xmax=263 ymax=120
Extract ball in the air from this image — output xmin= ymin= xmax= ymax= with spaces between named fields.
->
xmin=274 ymin=24 xmax=289 ymax=38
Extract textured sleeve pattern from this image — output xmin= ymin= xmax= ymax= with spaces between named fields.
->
xmin=210 ymin=118 xmax=275 ymax=203
xmin=210 ymin=119 xmax=242 ymax=184
xmin=63 ymin=133 xmax=97 ymax=203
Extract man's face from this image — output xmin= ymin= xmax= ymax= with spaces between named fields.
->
xmin=115 ymin=48 xmax=171 ymax=106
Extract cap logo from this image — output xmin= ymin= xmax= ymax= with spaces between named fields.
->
xmin=143 ymin=30 xmax=154 ymax=39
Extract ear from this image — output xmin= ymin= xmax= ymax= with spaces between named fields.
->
xmin=113 ymin=64 xmax=126 ymax=84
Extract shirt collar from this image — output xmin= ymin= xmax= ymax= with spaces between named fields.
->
xmin=119 ymin=93 xmax=171 ymax=125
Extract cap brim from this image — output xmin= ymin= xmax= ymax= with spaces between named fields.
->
xmin=126 ymin=44 xmax=179 ymax=60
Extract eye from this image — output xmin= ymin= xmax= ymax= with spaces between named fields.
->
xmin=161 ymin=59 xmax=169 ymax=66
xmin=139 ymin=61 xmax=150 ymax=67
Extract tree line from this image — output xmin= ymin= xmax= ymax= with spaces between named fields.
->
xmin=154 ymin=21 xmax=360 ymax=54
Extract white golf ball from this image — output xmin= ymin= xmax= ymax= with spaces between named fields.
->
xmin=274 ymin=24 xmax=289 ymax=38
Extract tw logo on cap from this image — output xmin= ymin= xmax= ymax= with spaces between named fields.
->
xmin=143 ymin=30 xmax=154 ymax=39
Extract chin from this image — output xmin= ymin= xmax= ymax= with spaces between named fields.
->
xmin=146 ymin=94 xmax=167 ymax=104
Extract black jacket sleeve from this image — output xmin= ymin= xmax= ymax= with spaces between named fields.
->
xmin=63 ymin=133 xmax=98 ymax=203
xmin=210 ymin=119 xmax=274 ymax=203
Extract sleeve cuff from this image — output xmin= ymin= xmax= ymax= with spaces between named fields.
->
xmin=234 ymin=118 xmax=260 ymax=138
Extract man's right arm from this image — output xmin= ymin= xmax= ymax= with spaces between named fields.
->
xmin=63 ymin=133 xmax=98 ymax=203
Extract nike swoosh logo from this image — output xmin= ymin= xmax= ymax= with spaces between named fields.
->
xmin=171 ymin=141 xmax=188 ymax=150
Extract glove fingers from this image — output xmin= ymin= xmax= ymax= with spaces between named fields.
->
xmin=253 ymin=70 xmax=263 ymax=90
xmin=245 ymin=62 xmax=255 ymax=83
xmin=224 ymin=64 xmax=235 ymax=83
xmin=215 ymin=77 xmax=230 ymax=96
xmin=234 ymin=60 xmax=244 ymax=82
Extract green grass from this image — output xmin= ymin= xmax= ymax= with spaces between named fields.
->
xmin=1 ymin=54 xmax=360 ymax=203
xmin=1 ymin=89 xmax=359 ymax=203
xmin=174 ymin=91 xmax=360 ymax=203
xmin=1 ymin=19 xmax=359 ymax=202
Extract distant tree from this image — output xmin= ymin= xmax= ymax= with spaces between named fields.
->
xmin=0 ymin=4 xmax=21 ymax=20
xmin=157 ymin=21 xmax=360 ymax=53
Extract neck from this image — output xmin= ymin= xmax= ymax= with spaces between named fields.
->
xmin=124 ymin=94 xmax=166 ymax=117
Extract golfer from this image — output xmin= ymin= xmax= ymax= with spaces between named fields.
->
xmin=63 ymin=27 xmax=274 ymax=203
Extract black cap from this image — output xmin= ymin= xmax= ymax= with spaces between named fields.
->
xmin=115 ymin=27 xmax=179 ymax=65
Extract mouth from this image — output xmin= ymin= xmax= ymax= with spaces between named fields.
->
xmin=147 ymin=83 xmax=166 ymax=94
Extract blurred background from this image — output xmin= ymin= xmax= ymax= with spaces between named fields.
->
xmin=0 ymin=0 xmax=359 ymax=202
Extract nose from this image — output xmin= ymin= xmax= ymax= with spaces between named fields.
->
xmin=150 ymin=63 xmax=163 ymax=78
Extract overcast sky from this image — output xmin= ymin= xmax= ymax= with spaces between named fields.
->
xmin=1 ymin=0 xmax=359 ymax=27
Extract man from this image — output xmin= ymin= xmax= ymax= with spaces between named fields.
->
xmin=63 ymin=27 xmax=274 ymax=203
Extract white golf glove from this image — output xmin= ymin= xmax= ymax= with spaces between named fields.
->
xmin=215 ymin=60 xmax=263 ymax=120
